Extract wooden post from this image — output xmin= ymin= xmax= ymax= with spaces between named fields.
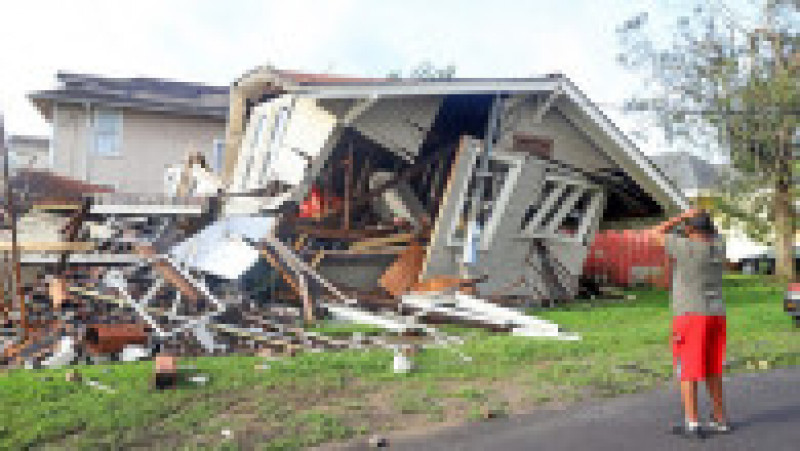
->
xmin=343 ymin=143 xmax=353 ymax=230
xmin=297 ymin=273 xmax=315 ymax=325
xmin=2 ymin=115 xmax=27 ymax=338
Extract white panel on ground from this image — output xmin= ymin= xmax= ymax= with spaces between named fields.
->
xmin=323 ymin=303 xmax=436 ymax=336
xmin=121 ymin=345 xmax=151 ymax=362
xmin=401 ymin=292 xmax=578 ymax=340
xmin=192 ymin=318 xmax=226 ymax=353
xmin=170 ymin=215 xmax=276 ymax=279
xmin=41 ymin=336 xmax=76 ymax=368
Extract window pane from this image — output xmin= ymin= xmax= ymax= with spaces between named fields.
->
xmin=95 ymin=110 xmax=120 ymax=133
xmin=212 ymin=140 xmax=225 ymax=172
xmin=95 ymin=133 xmax=118 ymax=155
xmin=94 ymin=109 xmax=120 ymax=155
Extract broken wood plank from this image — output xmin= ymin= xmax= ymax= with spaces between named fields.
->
xmin=411 ymin=276 xmax=483 ymax=295
xmin=293 ymin=234 xmax=308 ymax=251
xmin=379 ymin=243 xmax=426 ymax=298
xmin=259 ymin=246 xmax=302 ymax=297
xmin=0 ymin=242 xmax=96 ymax=252
xmin=349 ymin=233 xmax=416 ymax=251
xmin=292 ymin=225 xmax=402 ymax=240
xmin=133 ymin=244 xmax=201 ymax=302
xmin=297 ymin=273 xmax=315 ymax=324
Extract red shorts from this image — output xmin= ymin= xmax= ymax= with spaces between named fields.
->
xmin=671 ymin=314 xmax=726 ymax=382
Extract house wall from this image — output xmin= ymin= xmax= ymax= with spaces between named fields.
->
xmin=495 ymin=97 xmax=617 ymax=173
xmin=52 ymin=104 xmax=225 ymax=193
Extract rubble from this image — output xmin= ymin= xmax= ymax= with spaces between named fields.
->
xmin=0 ymin=70 xmax=692 ymax=371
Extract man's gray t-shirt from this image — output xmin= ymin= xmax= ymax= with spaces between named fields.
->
xmin=665 ymin=233 xmax=726 ymax=316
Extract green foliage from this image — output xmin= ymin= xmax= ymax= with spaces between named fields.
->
xmin=617 ymin=1 xmax=797 ymax=275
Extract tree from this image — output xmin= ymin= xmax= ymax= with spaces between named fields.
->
xmin=387 ymin=60 xmax=457 ymax=79
xmin=617 ymin=0 xmax=798 ymax=280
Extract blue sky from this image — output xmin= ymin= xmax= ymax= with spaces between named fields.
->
xmin=0 ymin=0 xmax=757 ymax=160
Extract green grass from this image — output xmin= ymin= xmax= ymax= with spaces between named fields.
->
xmin=1 ymin=274 xmax=798 ymax=449
xmin=305 ymin=320 xmax=387 ymax=337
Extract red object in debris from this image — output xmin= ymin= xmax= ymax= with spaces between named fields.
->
xmin=154 ymin=355 xmax=177 ymax=373
xmin=298 ymin=185 xmax=342 ymax=219
xmin=583 ymin=229 xmax=671 ymax=289
xmin=84 ymin=324 xmax=148 ymax=354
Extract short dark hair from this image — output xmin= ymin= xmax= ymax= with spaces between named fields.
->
xmin=687 ymin=211 xmax=717 ymax=237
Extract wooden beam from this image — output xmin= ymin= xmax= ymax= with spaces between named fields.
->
xmin=349 ymin=233 xmax=416 ymax=251
xmin=292 ymin=225 xmax=404 ymax=240
xmin=259 ymin=246 xmax=301 ymax=296
xmin=0 ymin=241 xmax=96 ymax=252
xmin=297 ymin=273 xmax=315 ymax=324
xmin=305 ymin=247 xmax=407 ymax=256
xmin=58 ymin=199 xmax=89 ymax=273
xmin=30 ymin=203 xmax=83 ymax=211
xmin=293 ymin=234 xmax=308 ymax=251
xmin=133 ymin=244 xmax=201 ymax=302
xmin=312 ymin=150 xmax=446 ymax=223
xmin=343 ymin=146 xmax=353 ymax=230
xmin=310 ymin=251 xmax=326 ymax=268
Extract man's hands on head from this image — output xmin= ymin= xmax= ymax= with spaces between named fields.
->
xmin=681 ymin=208 xmax=703 ymax=220
xmin=646 ymin=208 xmax=703 ymax=246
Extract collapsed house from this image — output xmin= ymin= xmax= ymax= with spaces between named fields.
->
xmin=0 ymin=68 xmax=688 ymax=367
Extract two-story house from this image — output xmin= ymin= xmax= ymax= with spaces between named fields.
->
xmin=28 ymin=72 xmax=229 ymax=194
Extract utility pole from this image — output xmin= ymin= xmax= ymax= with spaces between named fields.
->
xmin=1 ymin=114 xmax=27 ymax=338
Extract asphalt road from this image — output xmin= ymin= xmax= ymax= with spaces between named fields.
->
xmin=339 ymin=366 xmax=800 ymax=451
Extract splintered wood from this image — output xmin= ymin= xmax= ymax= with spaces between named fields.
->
xmin=379 ymin=242 xmax=425 ymax=298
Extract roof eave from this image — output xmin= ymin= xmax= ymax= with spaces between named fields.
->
xmin=282 ymin=76 xmax=687 ymax=213
xmin=28 ymin=92 xmax=227 ymax=121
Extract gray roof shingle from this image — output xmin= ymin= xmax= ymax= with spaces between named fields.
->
xmin=29 ymin=72 xmax=229 ymax=120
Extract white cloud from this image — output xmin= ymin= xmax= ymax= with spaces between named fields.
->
xmin=0 ymin=0 xmax=688 ymax=161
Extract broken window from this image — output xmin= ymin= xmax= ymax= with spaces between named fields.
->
xmin=520 ymin=176 xmax=604 ymax=243
xmin=258 ymin=106 xmax=291 ymax=182
xmin=447 ymin=152 xmax=523 ymax=249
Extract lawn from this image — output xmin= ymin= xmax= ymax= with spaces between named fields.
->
xmin=1 ymin=274 xmax=797 ymax=449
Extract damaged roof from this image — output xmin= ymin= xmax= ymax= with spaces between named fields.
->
xmin=234 ymin=66 xmax=689 ymax=214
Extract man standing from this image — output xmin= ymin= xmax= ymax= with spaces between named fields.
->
xmin=649 ymin=209 xmax=731 ymax=439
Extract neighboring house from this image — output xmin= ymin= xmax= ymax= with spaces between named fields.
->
xmin=28 ymin=72 xmax=229 ymax=194
xmin=7 ymin=135 xmax=51 ymax=171
xmin=649 ymin=151 xmax=721 ymax=200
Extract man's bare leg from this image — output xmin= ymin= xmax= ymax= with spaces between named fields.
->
xmin=680 ymin=380 xmax=699 ymax=422
xmin=705 ymin=375 xmax=728 ymax=423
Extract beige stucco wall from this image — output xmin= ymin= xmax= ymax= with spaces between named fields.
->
xmin=51 ymin=104 xmax=225 ymax=193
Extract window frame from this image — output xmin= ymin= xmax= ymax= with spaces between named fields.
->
xmin=212 ymin=138 xmax=226 ymax=173
xmin=93 ymin=108 xmax=123 ymax=157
